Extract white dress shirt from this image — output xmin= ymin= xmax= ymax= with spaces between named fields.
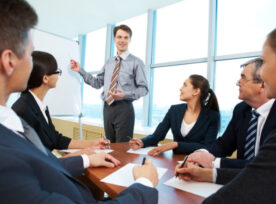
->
xmin=0 ymin=105 xmax=24 ymax=133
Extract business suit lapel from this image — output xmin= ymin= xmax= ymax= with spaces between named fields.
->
xmin=185 ymin=109 xmax=205 ymax=138
xmin=175 ymin=104 xmax=187 ymax=137
xmin=26 ymin=92 xmax=55 ymax=144
xmin=239 ymin=106 xmax=252 ymax=154
xmin=261 ymin=100 xmax=276 ymax=145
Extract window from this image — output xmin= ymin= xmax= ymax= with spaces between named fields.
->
xmin=217 ymin=0 xmax=276 ymax=55
xmin=151 ymin=63 xmax=207 ymax=126
xmin=116 ymin=14 xmax=148 ymax=126
xmin=83 ymin=27 xmax=106 ymax=121
xmin=85 ymin=27 xmax=106 ymax=71
xmin=155 ymin=0 xmax=209 ymax=63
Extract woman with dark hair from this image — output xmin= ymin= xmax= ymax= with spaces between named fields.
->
xmin=129 ymin=74 xmax=220 ymax=155
xmin=12 ymin=51 xmax=109 ymax=155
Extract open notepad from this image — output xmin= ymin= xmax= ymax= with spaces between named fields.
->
xmin=101 ymin=163 xmax=167 ymax=187
xmin=164 ymin=177 xmax=223 ymax=198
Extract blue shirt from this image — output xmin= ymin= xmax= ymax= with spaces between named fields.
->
xmin=79 ymin=51 xmax=148 ymax=101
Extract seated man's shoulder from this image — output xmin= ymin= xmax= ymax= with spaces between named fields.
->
xmin=234 ymin=101 xmax=251 ymax=113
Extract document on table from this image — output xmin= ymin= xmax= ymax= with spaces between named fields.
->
xmin=59 ymin=149 xmax=113 ymax=154
xmin=101 ymin=163 xmax=168 ymax=187
xmin=164 ymin=177 xmax=223 ymax=198
xmin=127 ymin=146 xmax=156 ymax=155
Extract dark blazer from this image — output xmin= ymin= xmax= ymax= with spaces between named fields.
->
xmin=142 ymin=103 xmax=220 ymax=154
xmin=0 ymin=124 xmax=158 ymax=204
xmin=12 ymin=91 xmax=71 ymax=151
xmin=203 ymin=129 xmax=276 ymax=204
xmin=205 ymin=101 xmax=276 ymax=169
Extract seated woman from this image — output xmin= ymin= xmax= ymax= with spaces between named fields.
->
xmin=129 ymin=74 xmax=220 ymax=155
xmin=12 ymin=51 xmax=109 ymax=156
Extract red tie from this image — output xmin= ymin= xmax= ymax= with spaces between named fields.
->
xmin=106 ymin=56 xmax=121 ymax=105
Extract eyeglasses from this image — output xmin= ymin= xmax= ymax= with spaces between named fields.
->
xmin=48 ymin=68 xmax=62 ymax=76
xmin=236 ymin=77 xmax=260 ymax=86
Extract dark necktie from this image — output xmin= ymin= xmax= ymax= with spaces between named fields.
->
xmin=244 ymin=110 xmax=260 ymax=160
xmin=45 ymin=106 xmax=52 ymax=125
xmin=106 ymin=56 xmax=121 ymax=105
xmin=19 ymin=118 xmax=48 ymax=156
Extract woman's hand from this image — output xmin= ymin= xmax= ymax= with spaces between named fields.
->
xmin=129 ymin=138 xmax=144 ymax=150
xmin=148 ymin=142 xmax=178 ymax=156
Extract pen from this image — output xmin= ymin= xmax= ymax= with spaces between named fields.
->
xmin=141 ymin=157 xmax=146 ymax=165
xmin=127 ymin=136 xmax=140 ymax=146
xmin=103 ymin=135 xmax=110 ymax=149
xmin=176 ymin=155 xmax=189 ymax=178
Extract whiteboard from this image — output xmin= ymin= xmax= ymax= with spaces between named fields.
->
xmin=7 ymin=29 xmax=81 ymax=116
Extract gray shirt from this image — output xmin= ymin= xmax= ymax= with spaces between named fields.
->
xmin=79 ymin=51 xmax=148 ymax=101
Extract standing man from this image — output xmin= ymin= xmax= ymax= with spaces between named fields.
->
xmin=71 ymin=25 xmax=148 ymax=143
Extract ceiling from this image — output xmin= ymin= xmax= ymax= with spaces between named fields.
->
xmin=27 ymin=0 xmax=182 ymax=39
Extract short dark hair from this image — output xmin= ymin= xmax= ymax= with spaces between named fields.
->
xmin=267 ymin=28 xmax=276 ymax=53
xmin=0 ymin=0 xmax=37 ymax=58
xmin=27 ymin=51 xmax=58 ymax=90
xmin=240 ymin=58 xmax=263 ymax=83
xmin=113 ymin=24 xmax=132 ymax=38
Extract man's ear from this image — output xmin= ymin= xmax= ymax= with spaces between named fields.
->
xmin=0 ymin=49 xmax=17 ymax=76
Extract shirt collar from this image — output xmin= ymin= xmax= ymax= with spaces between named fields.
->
xmin=255 ymin=99 xmax=275 ymax=117
xmin=117 ymin=51 xmax=130 ymax=60
xmin=29 ymin=90 xmax=47 ymax=112
xmin=0 ymin=105 xmax=24 ymax=132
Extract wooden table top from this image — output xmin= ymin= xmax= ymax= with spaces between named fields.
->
xmin=85 ymin=142 xmax=204 ymax=204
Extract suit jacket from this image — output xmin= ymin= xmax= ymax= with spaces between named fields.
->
xmin=0 ymin=124 xmax=158 ymax=204
xmin=12 ymin=91 xmax=71 ymax=151
xmin=203 ymin=129 xmax=276 ymax=204
xmin=205 ymin=101 xmax=276 ymax=168
xmin=142 ymin=103 xmax=220 ymax=154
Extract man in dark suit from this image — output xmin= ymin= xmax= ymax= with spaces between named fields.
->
xmin=0 ymin=0 xmax=158 ymax=203
xmin=187 ymin=58 xmax=276 ymax=169
xmin=175 ymin=28 xmax=276 ymax=203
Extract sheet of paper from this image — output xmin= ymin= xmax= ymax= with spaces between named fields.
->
xmin=127 ymin=146 xmax=156 ymax=155
xmin=59 ymin=149 xmax=113 ymax=154
xmin=164 ymin=177 xmax=223 ymax=198
xmin=101 ymin=163 xmax=168 ymax=187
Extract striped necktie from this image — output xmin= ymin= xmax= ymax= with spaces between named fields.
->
xmin=106 ymin=56 xmax=121 ymax=105
xmin=244 ymin=110 xmax=260 ymax=160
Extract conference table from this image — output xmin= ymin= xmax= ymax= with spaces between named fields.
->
xmin=85 ymin=142 xmax=204 ymax=204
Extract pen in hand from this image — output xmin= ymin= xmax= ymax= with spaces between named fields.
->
xmin=128 ymin=136 xmax=140 ymax=146
xmin=141 ymin=157 xmax=146 ymax=165
xmin=103 ymin=135 xmax=110 ymax=149
xmin=176 ymin=155 xmax=189 ymax=178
